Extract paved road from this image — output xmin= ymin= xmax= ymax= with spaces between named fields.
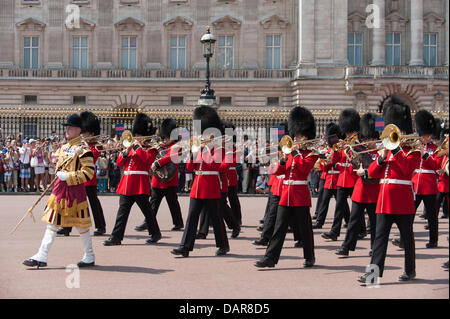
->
xmin=0 ymin=195 xmax=448 ymax=299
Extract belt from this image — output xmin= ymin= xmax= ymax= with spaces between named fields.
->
xmin=195 ymin=171 xmax=219 ymax=176
xmin=414 ymin=169 xmax=436 ymax=174
xmin=338 ymin=163 xmax=351 ymax=167
xmin=328 ymin=170 xmax=340 ymax=174
xmin=277 ymin=175 xmax=285 ymax=180
xmin=124 ymin=171 xmax=149 ymax=176
xmin=283 ymin=180 xmax=308 ymax=186
xmin=229 ymin=167 xmax=236 ymax=171
xmin=379 ymin=179 xmax=412 ymax=186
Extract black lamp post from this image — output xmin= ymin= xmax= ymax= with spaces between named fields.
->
xmin=198 ymin=26 xmax=217 ymax=107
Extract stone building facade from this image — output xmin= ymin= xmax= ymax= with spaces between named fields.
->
xmin=0 ymin=0 xmax=448 ymax=122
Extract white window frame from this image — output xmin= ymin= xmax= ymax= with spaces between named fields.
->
xmin=72 ymin=36 xmax=89 ymax=69
xmin=169 ymin=35 xmax=186 ymax=70
xmin=120 ymin=36 xmax=137 ymax=69
xmin=217 ymin=35 xmax=234 ymax=70
xmin=348 ymin=32 xmax=363 ymax=66
xmin=423 ymin=33 xmax=438 ymax=66
xmin=265 ymin=34 xmax=282 ymax=69
xmin=23 ymin=36 xmax=39 ymax=69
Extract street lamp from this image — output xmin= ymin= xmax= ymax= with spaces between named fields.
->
xmin=198 ymin=26 xmax=217 ymax=107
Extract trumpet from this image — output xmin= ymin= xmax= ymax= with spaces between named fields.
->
xmin=120 ymin=130 xmax=161 ymax=148
xmin=279 ymin=135 xmax=322 ymax=155
xmin=330 ymin=133 xmax=359 ymax=152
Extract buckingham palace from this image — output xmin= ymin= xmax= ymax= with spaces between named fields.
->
xmin=0 ymin=0 xmax=448 ymax=137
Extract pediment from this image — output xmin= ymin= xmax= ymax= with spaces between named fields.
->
xmin=423 ymin=12 xmax=445 ymax=25
xmin=385 ymin=11 xmax=408 ymax=24
xmin=211 ymin=15 xmax=242 ymax=30
xmin=163 ymin=16 xmax=194 ymax=31
xmin=16 ymin=17 xmax=46 ymax=31
xmin=114 ymin=16 xmax=145 ymax=31
xmin=259 ymin=15 xmax=289 ymax=29
xmin=65 ymin=16 xmax=96 ymax=31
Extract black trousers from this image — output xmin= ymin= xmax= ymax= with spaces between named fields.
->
xmin=227 ymin=186 xmax=242 ymax=225
xmin=329 ymin=187 xmax=353 ymax=237
xmin=437 ymin=192 xmax=449 ymax=216
xmin=61 ymin=185 xmax=106 ymax=234
xmin=265 ymin=206 xmax=314 ymax=264
xmin=86 ymin=186 xmax=106 ymax=230
xmin=262 ymin=186 xmax=273 ymax=222
xmin=415 ymin=194 xmax=438 ymax=244
xmin=342 ymin=201 xmax=377 ymax=251
xmin=313 ymin=179 xmax=326 ymax=217
xmin=260 ymin=195 xmax=301 ymax=242
xmin=370 ymin=214 xmax=415 ymax=276
xmin=110 ymin=194 xmax=161 ymax=241
xmin=315 ymin=188 xmax=337 ymax=226
xmin=198 ymin=193 xmax=240 ymax=235
xmin=181 ymin=198 xmax=229 ymax=251
xmin=150 ymin=186 xmax=184 ymax=227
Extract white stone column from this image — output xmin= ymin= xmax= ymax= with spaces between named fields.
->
xmin=409 ymin=0 xmax=424 ymax=65
xmin=297 ymin=0 xmax=317 ymax=76
xmin=446 ymin=0 xmax=449 ymax=66
xmin=371 ymin=0 xmax=385 ymax=66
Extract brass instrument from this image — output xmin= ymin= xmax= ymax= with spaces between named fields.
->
xmin=330 ymin=132 xmax=359 ymax=152
xmin=435 ymin=135 xmax=449 ymax=157
xmin=279 ymin=135 xmax=322 ymax=155
xmin=120 ymin=130 xmax=160 ymax=148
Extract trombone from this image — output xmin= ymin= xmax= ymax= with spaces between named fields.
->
xmin=279 ymin=135 xmax=322 ymax=155
xmin=120 ymin=130 xmax=161 ymax=148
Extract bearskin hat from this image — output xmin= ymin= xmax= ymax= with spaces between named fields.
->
xmin=80 ymin=111 xmax=100 ymax=136
xmin=359 ymin=113 xmax=380 ymax=140
xmin=288 ymin=106 xmax=316 ymax=140
xmin=325 ymin=122 xmax=343 ymax=148
xmin=159 ymin=118 xmax=178 ymax=140
xmin=382 ymin=96 xmax=413 ymax=134
xmin=193 ymin=106 xmax=223 ymax=134
xmin=433 ymin=118 xmax=442 ymax=140
xmin=339 ymin=108 xmax=360 ymax=134
xmin=132 ymin=113 xmax=152 ymax=136
xmin=441 ymin=128 xmax=449 ymax=144
xmin=415 ymin=110 xmax=436 ymax=137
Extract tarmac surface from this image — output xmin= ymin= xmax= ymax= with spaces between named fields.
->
xmin=0 ymin=194 xmax=448 ymax=299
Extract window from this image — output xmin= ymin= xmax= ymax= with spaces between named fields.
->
xmin=219 ymin=97 xmax=232 ymax=106
xmin=73 ymin=96 xmax=86 ymax=105
xmin=72 ymin=37 xmax=88 ymax=69
xmin=121 ymin=36 xmax=137 ymax=69
xmin=24 ymin=95 xmax=37 ymax=104
xmin=266 ymin=35 xmax=281 ymax=69
xmin=386 ymin=32 xmax=401 ymax=66
xmin=217 ymin=36 xmax=234 ymax=69
xmin=267 ymin=97 xmax=279 ymax=106
xmin=424 ymin=33 xmax=437 ymax=66
xmin=23 ymin=37 xmax=39 ymax=68
xmin=171 ymin=96 xmax=184 ymax=105
xmin=170 ymin=36 xmax=186 ymax=69
xmin=348 ymin=33 xmax=363 ymax=66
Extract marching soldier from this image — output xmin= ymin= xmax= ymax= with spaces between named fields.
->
xmin=57 ymin=111 xmax=106 ymax=237
xmin=23 ymin=114 xmax=96 ymax=268
xmin=103 ymin=113 xmax=162 ymax=246
xmin=358 ymin=97 xmax=421 ymax=283
xmin=322 ymin=109 xmax=360 ymax=241
xmin=254 ymin=106 xmax=318 ymax=268
xmin=313 ymin=123 xmax=342 ymax=229
xmin=171 ymin=106 xmax=230 ymax=257
xmin=437 ymin=128 xmax=449 ymax=219
xmin=335 ymin=113 xmax=380 ymax=257
xmin=134 ymin=118 xmax=184 ymax=232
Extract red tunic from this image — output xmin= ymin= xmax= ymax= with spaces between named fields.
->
xmin=368 ymin=148 xmax=421 ymax=215
xmin=116 ymin=146 xmax=157 ymax=196
xmin=84 ymin=142 xmax=100 ymax=187
xmin=269 ymin=163 xmax=285 ymax=197
xmin=332 ymin=149 xmax=358 ymax=188
xmin=351 ymin=152 xmax=380 ymax=204
xmin=226 ymin=148 xmax=239 ymax=187
xmin=322 ymin=161 xmax=339 ymax=190
xmin=438 ymin=155 xmax=449 ymax=193
xmin=152 ymin=143 xmax=179 ymax=189
xmin=275 ymin=150 xmax=318 ymax=207
xmin=187 ymin=146 xmax=227 ymax=199
xmin=412 ymin=143 xmax=440 ymax=195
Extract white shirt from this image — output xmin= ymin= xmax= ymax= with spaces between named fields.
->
xmin=19 ymin=147 xmax=30 ymax=164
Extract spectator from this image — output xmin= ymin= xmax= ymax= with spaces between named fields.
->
xmin=19 ymin=140 xmax=31 ymax=192
xmin=0 ymin=152 xmax=5 ymax=192
xmin=255 ymin=174 xmax=268 ymax=194
xmin=96 ymin=152 xmax=108 ymax=193
xmin=31 ymin=139 xmax=46 ymax=192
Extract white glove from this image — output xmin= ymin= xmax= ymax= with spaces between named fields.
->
xmin=56 ymin=171 xmax=67 ymax=181
xmin=74 ymin=146 xmax=84 ymax=155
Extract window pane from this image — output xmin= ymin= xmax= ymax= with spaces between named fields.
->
xmin=386 ymin=47 xmax=393 ymax=65
xmin=32 ymin=37 xmax=39 ymax=47
xmin=348 ymin=33 xmax=354 ymax=45
xmin=274 ymin=35 xmax=281 ymax=47
xmin=81 ymin=37 xmax=88 ymax=47
xmin=179 ymin=36 xmax=185 ymax=47
xmin=430 ymin=34 xmax=437 ymax=45
xmin=73 ymin=37 xmax=79 ymax=48
xmin=24 ymin=48 xmax=30 ymax=68
xmin=386 ymin=33 xmax=392 ymax=45
xmin=121 ymin=49 xmax=128 ymax=68
xmin=73 ymin=48 xmax=80 ymax=68
xmin=266 ymin=48 xmax=273 ymax=69
xmin=355 ymin=33 xmax=362 ymax=44
xmin=424 ymin=47 xmax=429 ymax=66
xmin=32 ymin=48 xmax=38 ymax=68
xmin=122 ymin=37 xmax=128 ymax=48
xmin=24 ymin=37 xmax=30 ymax=47
xmin=226 ymin=48 xmax=233 ymax=69
xmin=130 ymin=37 xmax=136 ymax=48
xmin=394 ymin=33 xmax=401 ymax=44
xmin=226 ymin=36 xmax=233 ymax=46
xmin=274 ymin=47 xmax=281 ymax=68
xmin=178 ymin=48 xmax=185 ymax=69
xmin=348 ymin=46 xmax=354 ymax=65
xmin=218 ymin=36 xmax=225 ymax=46
xmin=355 ymin=46 xmax=362 ymax=65
xmin=170 ymin=48 xmax=177 ymax=69
xmin=130 ymin=49 xmax=136 ymax=69
xmin=394 ymin=46 xmax=401 ymax=65
xmin=170 ymin=37 xmax=177 ymax=47
xmin=266 ymin=35 xmax=272 ymax=46
xmin=429 ymin=47 xmax=436 ymax=66
xmin=81 ymin=49 xmax=88 ymax=69
xmin=218 ymin=50 xmax=225 ymax=69
xmin=423 ymin=34 xmax=429 ymax=45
